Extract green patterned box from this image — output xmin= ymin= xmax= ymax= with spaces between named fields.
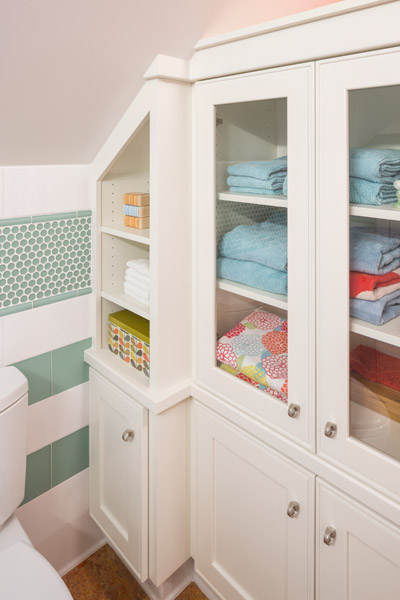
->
xmin=108 ymin=310 xmax=150 ymax=377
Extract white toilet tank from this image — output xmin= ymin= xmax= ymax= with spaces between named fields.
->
xmin=0 ymin=367 xmax=28 ymax=527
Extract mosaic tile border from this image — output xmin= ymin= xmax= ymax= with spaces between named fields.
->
xmin=0 ymin=211 xmax=92 ymax=316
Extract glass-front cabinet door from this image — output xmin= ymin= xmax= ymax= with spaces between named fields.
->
xmin=318 ymin=48 xmax=400 ymax=496
xmin=195 ymin=64 xmax=314 ymax=447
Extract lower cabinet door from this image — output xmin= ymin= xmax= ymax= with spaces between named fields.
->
xmin=317 ymin=480 xmax=400 ymax=600
xmin=194 ymin=402 xmax=314 ymax=600
xmin=89 ymin=369 xmax=148 ymax=581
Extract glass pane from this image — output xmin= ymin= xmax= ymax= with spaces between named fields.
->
xmin=214 ymin=99 xmax=289 ymax=403
xmin=349 ymin=85 xmax=400 ymax=460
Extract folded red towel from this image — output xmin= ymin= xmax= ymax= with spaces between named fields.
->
xmin=350 ymin=345 xmax=400 ymax=392
xmin=350 ymin=269 xmax=400 ymax=300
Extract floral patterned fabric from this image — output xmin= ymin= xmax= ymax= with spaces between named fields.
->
xmin=217 ymin=309 xmax=288 ymax=399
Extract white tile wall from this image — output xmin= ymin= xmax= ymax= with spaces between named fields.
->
xmin=1 ymin=293 xmax=92 ymax=365
xmin=16 ymin=469 xmax=105 ymax=575
xmin=27 ymin=383 xmax=89 ymax=455
xmin=3 ymin=165 xmax=92 ymax=218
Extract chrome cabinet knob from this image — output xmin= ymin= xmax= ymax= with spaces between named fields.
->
xmin=287 ymin=501 xmax=300 ymax=518
xmin=323 ymin=526 xmax=336 ymax=546
xmin=122 ymin=429 xmax=135 ymax=442
xmin=324 ymin=422 xmax=337 ymax=438
xmin=288 ymin=403 xmax=300 ymax=418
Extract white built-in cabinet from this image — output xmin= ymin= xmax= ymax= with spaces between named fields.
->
xmin=89 ymin=370 xmax=148 ymax=580
xmin=318 ymin=47 xmax=400 ymax=497
xmin=85 ymin=5 xmax=400 ymax=599
xmin=194 ymin=403 xmax=314 ymax=600
xmin=317 ymin=481 xmax=400 ymax=600
xmin=195 ymin=64 xmax=315 ymax=448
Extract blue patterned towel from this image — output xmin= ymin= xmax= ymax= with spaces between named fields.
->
xmin=350 ymin=177 xmax=396 ymax=205
xmin=219 ymin=221 xmax=287 ymax=272
xmin=283 ymin=176 xmax=288 ymax=197
xmin=228 ymin=156 xmax=287 ymax=180
xmin=351 ymin=228 xmax=400 ymax=275
xmin=350 ymin=148 xmax=400 ymax=183
xmin=228 ymin=187 xmax=284 ymax=196
xmin=217 ymin=257 xmax=287 ymax=295
xmin=350 ymin=288 xmax=400 ymax=325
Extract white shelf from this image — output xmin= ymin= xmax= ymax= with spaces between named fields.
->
xmin=86 ymin=347 xmax=150 ymax=388
xmin=217 ymin=278 xmax=288 ymax=310
xmin=101 ymin=224 xmax=150 ymax=245
xmin=350 ymin=203 xmax=400 ymax=221
xmin=101 ymin=285 xmax=150 ymax=320
xmin=217 ymin=191 xmax=288 ymax=208
xmin=350 ymin=315 xmax=400 ymax=347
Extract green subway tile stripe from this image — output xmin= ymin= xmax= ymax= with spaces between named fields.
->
xmin=52 ymin=338 xmax=92 ymax=395
xmin=21 ymin=445 xmax=51 ymax=505
xmin=14 ymin=352 xmax=52 ymax=405
xmin=77 ymin=287 xmax=92 ymax=297
xmin=52 ymin=426 xmax=89 ymax=487
xmin=77 ymin=211 xmax=92 ymax=217
xmin=0 ymin=302 xmax=33 ymax=317
xmin=0 ymin=213 xmax=91 ymax=312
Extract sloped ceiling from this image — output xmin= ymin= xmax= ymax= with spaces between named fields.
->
xmin=0 ymin=0 xmax=338 ymax=165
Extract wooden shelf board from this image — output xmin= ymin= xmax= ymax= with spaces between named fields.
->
xmin=217 ymin=278 xmax=288 ymax=310
xmin=350 ymin=203 xmax=400 ymax=221
xmin=217 ymin=191 xmax=288 ymax=208
xmin=350 ymin=315 xmax=400 ymax=347
xmin=101 ymin=285 xmax=150 ymax=320
xmin=101 ymin=223 xmax=150 ymax=245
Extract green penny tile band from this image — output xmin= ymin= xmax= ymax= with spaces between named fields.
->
xmin=0 ymin=210 xmax=92 ymax=314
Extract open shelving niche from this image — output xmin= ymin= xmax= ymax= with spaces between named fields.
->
xmin=89 ymin=114 xmax=152 ymax=396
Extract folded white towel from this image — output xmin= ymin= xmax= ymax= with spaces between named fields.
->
xmin=124 ymin=274 xmax=149 ymax=293
xmin=123 ymin=282 xmax=149 ymax=305
xmin=126 ymin=258 xmax=150 ymax=276
xmin=125 ymin=268 xmax=150 ymax=285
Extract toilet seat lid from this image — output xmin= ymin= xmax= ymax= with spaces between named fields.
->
xmin=0 ymin=541 xmax=72 ymax=599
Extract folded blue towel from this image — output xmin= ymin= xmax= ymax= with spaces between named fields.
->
xmin=217 ymin=257 xmax=287 ymax=295
xmin=219 ymin=221 xmax=287 ymax=272
xmin=351 ymin=227 xmax=400 ymax=275
xmin=283 ymin=176 xmax=288 ymax=197
xmin=350 ymin=288 xmax=400 ymax=325
xmin=227 ymin=175 xmax=283 ymax=194
xmin=227 ymin=156 xmax=287 ymax=181
xmin=228 ymin=187 xmax=284 ymax=196
xmin=350 ymin=177 xmax=396 ymax=205
xmin=350 ymin=148 xmax=400 ymax=183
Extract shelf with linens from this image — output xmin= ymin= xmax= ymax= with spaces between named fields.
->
xmin=318 ymin=49 xmax=400 ymax=496
xmin=196 ymin=64 xmax=314 ymax=447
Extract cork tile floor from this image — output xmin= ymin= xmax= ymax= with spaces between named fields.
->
xmin=63 ymin=544 xmax=209 ymax=600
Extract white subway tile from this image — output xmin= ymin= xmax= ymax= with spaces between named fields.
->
xmin=26 ymin=383 xmax=89 ymax=454
xmin=0 ymin=319 xmax=3 ymax=367
xmin=0 ymin=168 xmax=4 ymax=218
xmin=16 ymin=469 xmax=105 ymax=574
xmin=3 ymin=165 xmax=92 ymax=218
xmin=3 ymin=294 xmax=93 ymax=364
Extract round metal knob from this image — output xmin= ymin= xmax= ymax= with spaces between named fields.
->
xmin=287 ymin=501 xmax=300 ymax=518
xmin=324 ymin=422 xmax=337 ymax=438
xmin=288 ymin=403 xmax=300 ymax=418
xmin=122 ymin=429 xmax=135 ymax=442
xmin=323 ymin=526 xmax=336 ymax=546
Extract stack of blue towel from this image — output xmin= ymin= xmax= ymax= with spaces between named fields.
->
xmin=227 ymin=156 xmax=287 ymax=196
xmin=350 ymin=227 xmax=400 ymax=325
xmin=350 ymin=148 xmax=400 ymax=205
xmin=217 ymin=219 xmax=288 ymax=295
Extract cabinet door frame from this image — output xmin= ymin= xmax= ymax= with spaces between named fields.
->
xmin=194 ymin=401 xmax=315 ymax=600
xmin=89 ymin=369 xmax=149 ymax=581
xmin=317 ymin=479 xmax=400 ymax=600
xmin=194 ymin=62 xmax=315 ymax=449
xmin=317 ymin=47 xmax=400 ymax=498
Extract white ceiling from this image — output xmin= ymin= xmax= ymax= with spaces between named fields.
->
xmin=0 ymin=0 xmax=337 ymax=165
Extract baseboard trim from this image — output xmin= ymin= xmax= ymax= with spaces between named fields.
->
xmin=141 ymin=559 xmax=194 ymax=600
xmin=193 ymin=570 xmax=224 ymax=600
xmin=60 ymin=536 xmax=107 ymax=577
